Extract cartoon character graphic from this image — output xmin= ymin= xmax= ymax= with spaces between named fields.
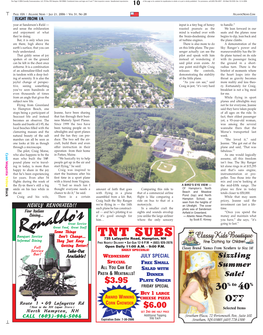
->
xmin=181 ymin=230 xmax=200 ymax=246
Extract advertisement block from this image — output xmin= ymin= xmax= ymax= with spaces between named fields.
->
xmin=179 ymin=228 xmax=257 ymax=323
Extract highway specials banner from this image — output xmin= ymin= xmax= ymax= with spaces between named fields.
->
xmin=179 ymin=228 xmax=257 ymax=323
xmin=12 ymin=202 xmax=91 ymax=322
xmin=96 ymin=225 xmax=175 ymax=322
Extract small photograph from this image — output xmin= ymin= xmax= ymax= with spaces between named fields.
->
xmin=54 ymin=22 xmax=174 ymax=108
xmin=95 ymin=97 xmax=215 ymax=182
xmin=179 ymin=251 xmax=225 ymax=314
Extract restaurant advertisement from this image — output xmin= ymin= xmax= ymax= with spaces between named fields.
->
xmin=12 ymin=202 xmax=91 ymax=322
xmin=179 ymin=228 xmax=257 ymax=323
xmin=96 ymin=225 xmax=175 ymax=322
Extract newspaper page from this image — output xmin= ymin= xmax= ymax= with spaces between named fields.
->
xmin=12 ymin=202 xmax=91 ymax=321
xmin=1 ymin=0 xmax=262 ymax=333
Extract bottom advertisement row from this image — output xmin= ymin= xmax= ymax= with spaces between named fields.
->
xmin=12 ymin=203 xmax=257 ymax=323
xmin=96 ymin=226 xmax=256 ymax=323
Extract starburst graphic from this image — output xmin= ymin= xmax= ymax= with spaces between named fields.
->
xmin=98 ymin=285 xmax=140 ymax=318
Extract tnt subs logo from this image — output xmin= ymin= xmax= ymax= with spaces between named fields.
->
xmin=97 ymin=227 xmax=173 ymax=237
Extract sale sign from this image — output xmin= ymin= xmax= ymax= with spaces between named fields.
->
xmin=96 ymin=226 xmax=175 ymax=322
